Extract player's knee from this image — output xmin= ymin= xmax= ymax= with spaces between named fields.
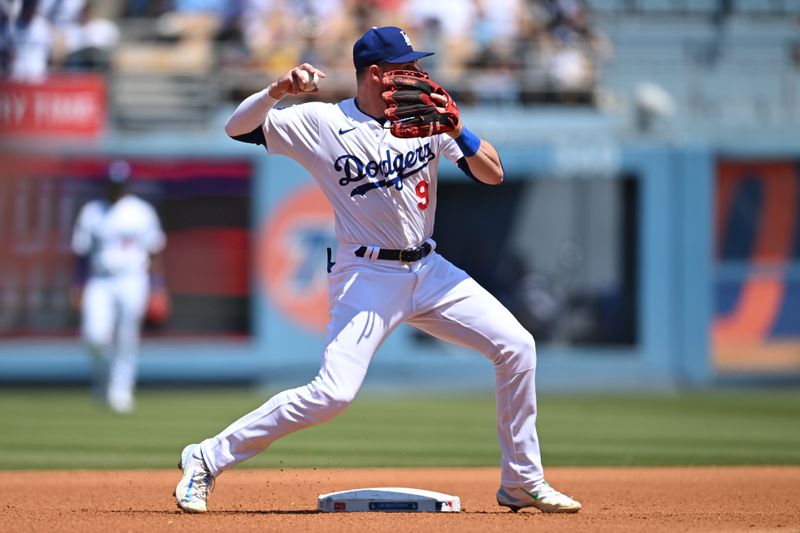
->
xmin=495 ymin=329 xmax=537 ymax=373
xmin=519 ymin=331 xmax=536 ymax=356
xmin=84 ymin=331 xmax=112 ymax=353
xmin=322 ymin=384 xmax=358 ymax=412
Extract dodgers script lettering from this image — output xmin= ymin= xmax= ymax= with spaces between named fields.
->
xmin=334 ymin=143 xmax=435 ymax=197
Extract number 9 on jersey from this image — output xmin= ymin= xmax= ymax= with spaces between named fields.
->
xmin=416 ymin=180 xmax=429 ymax=210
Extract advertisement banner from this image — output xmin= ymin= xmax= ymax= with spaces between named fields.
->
xmin=0 ymin=74 xmax=106 ymax=139
xmin=714 ymin=160 xmax=800 ymax=372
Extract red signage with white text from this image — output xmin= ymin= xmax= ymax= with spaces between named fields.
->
xmin=0 ymin=74 xmax=106 ymax=139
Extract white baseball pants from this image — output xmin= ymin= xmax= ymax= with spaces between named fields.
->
xmin=200 ymin=245 xmax=544 ymax=488
xmin=81 ymin=273 xmax=149 ymax=408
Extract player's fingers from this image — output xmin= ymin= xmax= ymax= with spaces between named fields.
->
xmin=273 ymin=70 xmax=297 ymax=95
xmin=288 ymin=69 xmax=304 ymax=93
xmin=430 ymin=92 xmax=452 ymax=114
xmin=430 ymin=93 xmax=448 ymax=106
xmin=299 ymin=63 xmax=327 ymax=78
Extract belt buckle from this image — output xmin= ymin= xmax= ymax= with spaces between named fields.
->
xmin=399 ymin=246 xmax=420 ymax=262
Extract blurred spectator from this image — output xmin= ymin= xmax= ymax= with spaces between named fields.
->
xmin=536 ymin=0 xmax=609 ymax=102
xmin=547 ymin=37 xmax=593 ymax=96
xmin=406 ymin=0 xmax=477 ymax=79
xmin=348 ymin=0 xmax=407 ymax=32
xmin=116 ymin=0 xmax=172 ymax=18
xmin=473 ymin=0 xmax=523 ymax=54
xmin=0 ymin=0 xmax=119 ymax=82
xmin=464 ymin=0 xmax=524 ymax=104
xmin=155 ymin=0 xmax=228 ymax=42
xmin=2 ymin=0 xmax=51 ymax=82
xmin=3 ymin=0 xmax=608 ymax=106
xmin=240 ymin=0 xmax=347 ymax=72
xmin=48 ymin=0 xmax=120 ymax=72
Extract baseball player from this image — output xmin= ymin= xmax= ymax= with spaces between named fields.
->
xmin=175 ymin=26 xmax=581 ymax=514
xmin=71 ymin=161 xmax=166 ymax=414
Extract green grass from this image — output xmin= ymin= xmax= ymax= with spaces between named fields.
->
xmin=0 ymin=388 xmax=798 ymax=469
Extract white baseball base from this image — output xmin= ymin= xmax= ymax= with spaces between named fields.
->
xmin=317 ymin=487 xmax=461 ymax=513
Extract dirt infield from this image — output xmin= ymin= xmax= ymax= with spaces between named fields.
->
xmin=2 ymin=466 xmax=799 ymax=532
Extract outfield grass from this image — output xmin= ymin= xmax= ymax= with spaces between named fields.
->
xmin=0 ymin=388 xmax=798 ymax=469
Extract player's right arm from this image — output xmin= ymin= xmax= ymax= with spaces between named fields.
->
xmin=224 ymin=64 xmax=327 ymax=142
xmin=71 ymin=203 xmax=94 ymax=256
xmin=69 ymin=203 xmax=93 ymax=311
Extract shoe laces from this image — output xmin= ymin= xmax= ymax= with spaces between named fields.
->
xmin=201 ymin=472 xmax=215 ymax=497
xmin=189 ymin=458 xmax=215 ymax=498
xmin=532 ymin=481 xmax=561 ymax=499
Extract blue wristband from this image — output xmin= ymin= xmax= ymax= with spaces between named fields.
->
xmin=455 ymin=127 xmax=481 ymax=157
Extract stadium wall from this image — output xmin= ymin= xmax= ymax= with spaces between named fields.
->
xmin=1 ymin=114 xmax=798 ymax=391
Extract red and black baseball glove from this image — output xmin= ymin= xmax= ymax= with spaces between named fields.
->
xmin=145 ymin=288 xmax=171 ymax=327
xmin=382 ymin=70 xmax=460 ymax=138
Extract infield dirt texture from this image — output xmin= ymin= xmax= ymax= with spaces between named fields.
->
xmin=1 ymin=389 xmax=799 ymax=531
xmin=3 ymin=466 xmax=800 ymax=531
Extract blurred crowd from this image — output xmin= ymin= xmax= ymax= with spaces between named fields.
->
xmin=0 ymin=0 xmax=120 ymax=82
xmin=1 ymin=0 xmax=610 ymax=104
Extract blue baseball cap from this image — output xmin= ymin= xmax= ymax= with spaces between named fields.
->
xmin=353 ymin=26 xmax=434 ymax=70
xmin=107 ymin=160 xmax=131 ymax=184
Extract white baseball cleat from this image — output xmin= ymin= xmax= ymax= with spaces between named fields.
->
xmin=175 ymin=444 xmax=215 ymax=513
xmin=497 ymin=482 xmax=582 ymax=513
xmin=107 ymin=391 xmax=134 ymax=414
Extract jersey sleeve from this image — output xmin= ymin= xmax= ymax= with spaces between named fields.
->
xmin=141 ymin=202 xmax=166 ymax=254
xmin=262 ymin=102 xmax=323 ymax=164
xmin=439 ymin=134 xmax=464 ymax=164
xmin=71 ymin=203 xmax=93 ymax=256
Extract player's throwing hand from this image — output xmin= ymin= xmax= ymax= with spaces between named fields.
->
xmin=268 ymin=64 xmax=327 ymax=99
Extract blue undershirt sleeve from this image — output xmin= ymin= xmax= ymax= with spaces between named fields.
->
xmin=455 ymin=156 xmax=505 ymax=186
xmin=231 ymin=126 xmax=266 ymax=146
xmin=457 ymin=157 xmax=494 ymax=186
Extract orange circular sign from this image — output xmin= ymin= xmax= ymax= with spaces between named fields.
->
xmin=258 ymin=184 xmax=335 ymax=332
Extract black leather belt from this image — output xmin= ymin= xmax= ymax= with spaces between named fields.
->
xmin=355 ymin=242 xmax=433 ymax=262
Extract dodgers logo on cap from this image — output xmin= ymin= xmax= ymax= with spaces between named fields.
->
xmin=352 ymin=26 xmax=434 ymax=70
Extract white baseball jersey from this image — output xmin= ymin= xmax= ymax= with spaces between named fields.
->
xmin=72 ymin=193 xmax=165 ymax=413
xmin=193 ymin=90 xmax=552 ymax=500
xmin=72 ymin=195 xmax=165 ymax=275
xmin=262 ymin=98 xmax=464 ymax=249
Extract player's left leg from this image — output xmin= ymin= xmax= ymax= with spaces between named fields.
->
xmin=107 ymin=273 xmax=149 ymax=414
xmin=81 ymin=277 xmax=115 ymax=405
xmin=406 ymin=253 xmax=581 ymax=513
xmin=176 ymin=260 xmax=417 ymax=512
xmin=196 ymin=262 xmax=414 ymax=476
